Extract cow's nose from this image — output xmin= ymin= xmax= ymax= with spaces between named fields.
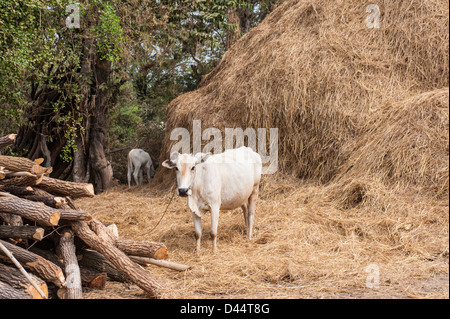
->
xmin=178 ymin=188 xmax=189 ymax=197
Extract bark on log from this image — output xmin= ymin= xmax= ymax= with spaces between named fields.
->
xmin=0 ymin=280 xmax=32 ymax=299
xmin=0 ymin=263 xmax=48 ymax=299
xmin=38 ymin=176 xmax=95 ymax=198
xmin=129 ymin=256 xmax=191 ymax=272
xmin=72 ymin=221 xmax=163 ymax=297
xmin=58 ymin=229 xmax=82 ymax=299
xmin=0 ymin=225 xmax=44 ymax=241
xmin=0 ymin=134 xmax=17 ymax=149
xmin=0 ymin=193 xmax=60 ymax=226
xmin=0 ymin=239 xmax=66 ymax=287
xmin=0 ymin=213 xmax=23 ymax=226
xmin=0 ymin=155 xmax=48 ymax=175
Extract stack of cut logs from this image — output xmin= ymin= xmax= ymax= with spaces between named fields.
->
xmin=0 ymin=134 xmax=188 ymax=299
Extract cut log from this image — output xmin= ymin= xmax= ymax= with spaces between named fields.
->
xmin=105 ymin=223 xmax=119 ymax=239
xmin=0 ymin=263 xmax=48 ymax=299
xmin=80 ymin=266 xmax=107 ymax=289
xmin=72 ymin=221 xmax=163 ymax=297
xmin=78 ymin=249 xmax=130 ymax=283
xmin=1 ymin=186 xmax=66 ymax=208
xmin=117 ymin=239 xmax=168 ymax=260
xmin=0 ymin=166 xmax=5 ymax=180
xmin=129 ymin=256 xmax=191 ymax=272
xmin=0 ymin=185 xmax=34 ymax=196
xmin=0 ymin=173 xmax=43 ymax=187
xmin=58 ymin=228 xmax=82 ymax=299
xmin=0 ymin=239 xmax=66 ymax=287
xmin=21 ymin=194 xmax=67 ymax=208
xmin=0 ymin=193 xmax=60 ymax=226
xmin=0 ymin=134 xmax=17 ymax=149
xmin=38 ymin=176 xmax=95 ymax=198
xmin=0 ymin=225 xmax=44 ymax=241
xmin=0 ymin=155 xmax=48 ymax=175
xmin=0 ymin=280 xmax=32 ymax=299
xmin=59 ymin=209 xmax=92 ymax=222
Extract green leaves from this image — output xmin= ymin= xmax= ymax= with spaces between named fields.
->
xmin=95 ymin=2 xmax=124 ymax=62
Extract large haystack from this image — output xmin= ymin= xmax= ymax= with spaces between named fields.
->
xmin=158 ymin=0 xmax=448 ymax=183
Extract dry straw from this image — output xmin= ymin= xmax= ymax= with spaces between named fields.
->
xmin=78 ymin=0 xmax=448 ymax=298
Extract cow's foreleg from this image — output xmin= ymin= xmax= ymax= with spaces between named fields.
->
xmin=192 ymin=212 xmax=202 ymax=253
xmin=210 ymin=205 xmax=220 ymax=253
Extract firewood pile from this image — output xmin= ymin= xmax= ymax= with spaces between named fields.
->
xmin=0 ymin=134 xmax=188 ymax=299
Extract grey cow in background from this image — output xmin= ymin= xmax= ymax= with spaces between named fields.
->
xmin=127 ymin=148 xmax=155 ymax=187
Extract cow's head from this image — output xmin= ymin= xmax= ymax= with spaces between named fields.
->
xmin=162 ymin=152 xmax=211 ymax=197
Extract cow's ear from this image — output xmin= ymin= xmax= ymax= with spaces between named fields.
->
xmin=170 ymin=151 xmax=179 ymax=161
xmin=162 ymin=160 xmax=176 ymax=169
xmin=195 ymin=152 xmax=211 ymax=164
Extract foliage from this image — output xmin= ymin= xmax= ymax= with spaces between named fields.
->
xmin=0 ymin=0 xmax=278 ymax=159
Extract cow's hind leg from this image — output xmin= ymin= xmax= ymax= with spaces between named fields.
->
xmin=247 ymin=185 xmax=259 ymax=240
xmin=241 ymin=203 xmax=249 ymax=229
xmin=133 ymin=165 xmax=140 ymax=185
xmin=139 ymin=168 xmax=144 ymax=185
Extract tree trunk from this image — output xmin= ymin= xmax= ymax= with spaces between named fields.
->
xmin=87 ymin=56 xmax=114 ymax=194
xmin=237 ymin=7 xmax=253 ymax=34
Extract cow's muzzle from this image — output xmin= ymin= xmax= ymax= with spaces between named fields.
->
xmin=177 ymin=188 xmax=190 ymax=197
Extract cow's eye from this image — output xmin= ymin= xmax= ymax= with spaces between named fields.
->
xmin=191 ymin=166 xmax=195 ymax=171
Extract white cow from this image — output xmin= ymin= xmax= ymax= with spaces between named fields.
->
xmin=127 ymin=148 xmax=154 ymax=187
xmin=162 ymin=146 xmax=262 ymax=252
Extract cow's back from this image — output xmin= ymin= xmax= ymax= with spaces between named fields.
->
xmin=203 ymin=147 xmax=261 ymax=210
